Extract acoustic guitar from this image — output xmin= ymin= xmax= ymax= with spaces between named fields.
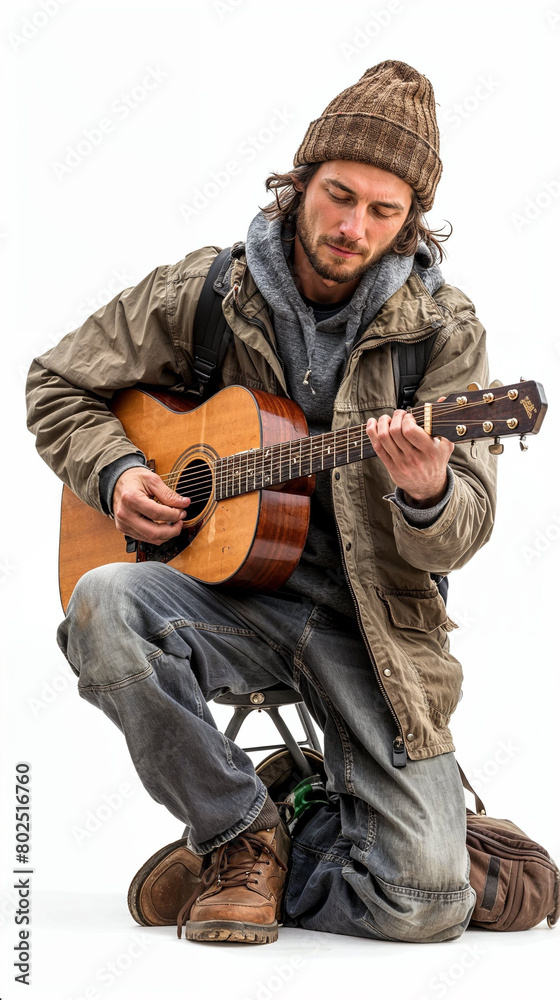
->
xmin=59 ymin=380 xmax=547 ymax=611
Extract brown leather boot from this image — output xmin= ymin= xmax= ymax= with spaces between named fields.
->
xmin=177 ymin=822 xmax=291 ymax=944
xmin=128 ymin=839 xmax=204 ymax=926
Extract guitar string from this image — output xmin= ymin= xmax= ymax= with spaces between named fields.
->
xmin=145 ymin=391 xmax=524 ymax=500
xmin=151 ymin=414 xmax=520 ymax=506
xmin=154 ymin=417 xmax=521 ymax=500
xmin=155 ymin=402 xmax=511 ymax=491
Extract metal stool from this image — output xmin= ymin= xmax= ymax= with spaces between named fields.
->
xmin=213 ymin=684 xmax=322 ymax=778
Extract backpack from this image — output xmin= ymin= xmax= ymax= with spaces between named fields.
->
xmin=459 ymin=766 xmax=560 ymax=931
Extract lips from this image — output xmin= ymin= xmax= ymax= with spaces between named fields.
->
xmin=325 ymin=243 xmax=361 ymax=258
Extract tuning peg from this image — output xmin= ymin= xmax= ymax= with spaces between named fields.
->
xmin=467 ymin=382 xmax=481 ymax=392
xmin=489 ymin=438 xmax=504 ymax=455
xmin=519 ymin=435 xmax=528 ymax=452
xmin=470 ymin=440 xmax=478 ymax=459
xmin=489 ymin=379 xmax=504 ymax=389
xmin=519 ymin=376 xmax=526 ymax=382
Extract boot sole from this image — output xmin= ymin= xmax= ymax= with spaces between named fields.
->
xmin=128 ymin=838 xmax=202 ymax=927
xmin=184 ymin=919 xmax=278 ymax=944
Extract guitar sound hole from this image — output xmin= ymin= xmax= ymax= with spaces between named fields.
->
xmin=176 ymin=458 xmax=212 ymax=521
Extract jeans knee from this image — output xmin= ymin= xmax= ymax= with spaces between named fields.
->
xmin=58 ymin=563 xmax=160 ymax=689
xmin=360 ymin=877 xmax=475 ymax=943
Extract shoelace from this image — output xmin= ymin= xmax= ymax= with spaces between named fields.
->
xmin=176 ymin=831 xmax=288 ymax=939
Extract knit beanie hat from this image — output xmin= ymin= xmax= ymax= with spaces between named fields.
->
xmin=293 ymin=60 xmax=442 ymax=211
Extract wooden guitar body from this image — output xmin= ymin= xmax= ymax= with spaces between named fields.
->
xmin=59 ymin=386 xmax=313 ymax=612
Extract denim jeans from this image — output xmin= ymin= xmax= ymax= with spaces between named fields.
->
xmin=58 ymin=561 xmax=475 ymax=943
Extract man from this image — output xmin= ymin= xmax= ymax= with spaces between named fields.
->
xmin=26 ymin=61 xmax=496 ymax=945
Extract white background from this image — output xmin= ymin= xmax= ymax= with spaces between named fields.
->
xmin=1 ymin=0 xmax=559 ymax=997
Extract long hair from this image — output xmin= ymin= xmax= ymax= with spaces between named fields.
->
xmin=262 ymin=164 xmax=452 ymax=262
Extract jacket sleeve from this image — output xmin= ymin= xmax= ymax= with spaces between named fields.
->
xmin=386 ymin=294 xmax=498 ymax=574
xmin=26 ymin=260 xmax=198 ymax=513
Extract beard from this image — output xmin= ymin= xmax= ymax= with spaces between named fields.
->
xmin=295 ymin=200 xmax=398 ymax=284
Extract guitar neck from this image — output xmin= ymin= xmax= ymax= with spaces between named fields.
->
xmin=215 ymin=423 xmax=375 ymax=500
xmin=213 ymin=380 xmax=547 ymax=501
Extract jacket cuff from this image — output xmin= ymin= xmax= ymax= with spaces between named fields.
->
xmin=99 ymin=453 xmax=147 ymax=515
xmin=385 ymin=467 xmax=455 ymax=528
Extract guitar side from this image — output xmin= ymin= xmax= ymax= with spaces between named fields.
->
xmin=59 ymin=386 xmax=312 ymax=612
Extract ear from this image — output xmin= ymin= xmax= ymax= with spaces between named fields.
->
xmin=291 ymin=174 xmax=304 ymax=193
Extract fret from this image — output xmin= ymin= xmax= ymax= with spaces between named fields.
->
xmin=218 ymin=422 xmax=376 ymax=498
xmin=300 ymin=439 xmax=310 ymax=477
xmin=263 ymin=447 xmax=271 ymax=486
xmin=311 ymin=435 xmax=322 ymax=474
xmin=247 ymin=449 xmax=255 ymax=493
xmin=280 ymin=441 xmax=289 ymax=485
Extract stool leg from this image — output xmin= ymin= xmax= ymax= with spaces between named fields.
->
xmin=223 ymin=706 xmax=253 ymax=742
xmin=267 ymin=707 xmax=315 ymax=777
xmin=295 ymin=703 xmax=322 ymax=753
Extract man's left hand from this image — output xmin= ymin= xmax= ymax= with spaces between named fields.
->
xmin=366 ymin=404 xmax=454 ymax=508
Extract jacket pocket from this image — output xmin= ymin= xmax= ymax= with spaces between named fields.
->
xmin=377 ymin=588 xmax=457 ymax=634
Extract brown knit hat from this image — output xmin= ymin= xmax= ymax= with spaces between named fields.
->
xmin=294 ymin=60 xmax=442 ymax=211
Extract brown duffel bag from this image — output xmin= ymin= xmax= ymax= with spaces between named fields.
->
xmin=459 ymin=765 xmax=560 ymax=931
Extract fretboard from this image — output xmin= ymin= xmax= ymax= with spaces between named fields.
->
xmin=214 ymin=424 xmax=378 ymax=501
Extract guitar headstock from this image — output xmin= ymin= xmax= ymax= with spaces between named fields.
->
xmin=430 ymin=381 xmax=547 ymax=449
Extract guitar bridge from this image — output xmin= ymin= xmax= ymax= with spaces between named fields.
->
xmin=136 ymin=522 xmax=203 ymax=564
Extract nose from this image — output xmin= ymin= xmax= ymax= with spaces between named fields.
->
xmin=338 ymin=203 xmax=367 ymax=243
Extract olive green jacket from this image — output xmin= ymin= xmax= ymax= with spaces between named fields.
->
xmin=26 ymin=244 xmax=497 ymax=761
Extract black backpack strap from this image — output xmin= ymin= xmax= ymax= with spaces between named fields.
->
xmin=190 ymin=247 xmax=233 ymax=398
xmin=392 ymin=333 xmax=439 ymax=410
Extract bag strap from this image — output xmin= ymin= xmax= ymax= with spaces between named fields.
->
xmin=392 ymin=333 xmax=439 ymax=410
xmin=457 ymin=761 xmax=487 ymax=816
xmin=190 ymin=246 xmax=233 ymax=398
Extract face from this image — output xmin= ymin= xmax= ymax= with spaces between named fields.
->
xmin=294 ymin=160 xmax=413 ymax=292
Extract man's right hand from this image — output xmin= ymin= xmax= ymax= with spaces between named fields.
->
xmin=112 ymin=467 xmax=191 ymax=544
